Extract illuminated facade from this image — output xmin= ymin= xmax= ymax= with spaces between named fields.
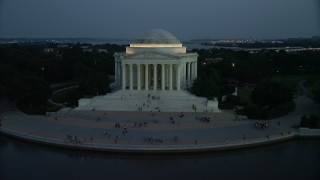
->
xmin=77 ymin=29 xmax=220 ymax=113
xmin=113 ymin=29 xmax=198 ymax=91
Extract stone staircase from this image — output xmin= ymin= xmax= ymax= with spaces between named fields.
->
xmin=75 ymin=90 xmax=216 ymax=112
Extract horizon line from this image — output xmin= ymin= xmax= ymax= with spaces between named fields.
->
xmin=0 ymin=35 xmax=319 ymax=41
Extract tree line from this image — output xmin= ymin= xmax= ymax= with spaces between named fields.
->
xmin=192 ymin=48 xmax=320 ymax=119
xmin=0 ymin=42 xmax=319 ymax=116
xmin=0 ymin=42 xmax=125 ymax=114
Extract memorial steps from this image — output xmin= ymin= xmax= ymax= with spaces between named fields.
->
xmin=75 ymin=90 xmax=213 ymax=112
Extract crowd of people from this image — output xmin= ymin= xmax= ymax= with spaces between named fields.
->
xmin=114 ymin=123 xmax=121 ymax=128
xmin=144 ymin=136 xmax=164 ymax=143
xmin=65 ymin=135 xmax=91 ymax=144
xmin=169 ymin=116 xmax=175 ymax=124
xmin=103 ymin=130 xmax=111 ymax=138
xmin=135 ymin=94 xmax=163 ymax=112
xmin=122 ymin=127 xmax=128 ymax=135
xmin=196 ymin=116 xmax=210 ymax=123
xmin=133 ymin=122 xmax=148 ymax=128
xmin=168 ymin=112 xmax=186 ymax=124
xmin=255 ymin=121 xmax=270 ymax=129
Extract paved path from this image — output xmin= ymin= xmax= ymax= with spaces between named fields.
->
xmin=0 ymin=81 xmax=319 ymax=152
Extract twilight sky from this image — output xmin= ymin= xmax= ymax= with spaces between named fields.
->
xmin=0 ymin=0 xmax=319 ymax=40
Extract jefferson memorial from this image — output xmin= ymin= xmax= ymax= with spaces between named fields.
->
xmin=114 ymin=29 xmax=197 ymax=91
xmin=76 ymin=29 xmax=219 ymax=112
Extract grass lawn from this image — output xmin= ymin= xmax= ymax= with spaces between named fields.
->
xmin=52 ymin=87 xmax=78 ymax=103
xmin=218 ymin=101 xmax=235 ymax=110
xmin=304 ymin=76 xmax=320 ymax=98
xmin=51 ymin=87 xmax=83 ymax=107
xmin=237 ymin=87 xmax=252 ymax=105
xmin=269 ymin=75 xmax=308 ymax=91
xmin=46 ymin=102 xmax=62 ymax=112
xmin=219 ymin=87 xmax=252 ymax=110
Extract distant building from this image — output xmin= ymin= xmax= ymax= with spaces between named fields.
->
xmin=98 ymin=49 xmax=108 ymax=53
xmin=57 ymin=44 xmax=69 ymax=48
xmin=43 ymin=48 xmax=54 ymax=53
xmin=205 ymin=57 xmax=223 ymax=64
xmin=81 ymin=46 xmax=93 ymax=52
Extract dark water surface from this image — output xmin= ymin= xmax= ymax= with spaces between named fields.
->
xmin=1 ymin=136 xmax=319 ymax=180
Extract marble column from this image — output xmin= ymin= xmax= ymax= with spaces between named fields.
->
xmin=192 ymin=62 xmax=197 ymax=80
xmin=129 ymin=64 xmax=133 ymax=90
xmin=122 ymin=63 xmax=126 ymax=90
xmin=180 ymin=63 xmax=183 ymax=88
xmin=137 ymin=64 xmax=141 ymax=90
xmin=115 ymin=62 xmax=118 ymax=86
xmin=176 ymin=64 xmax=180 ymax=90
xmin=166 ymin=65 xmax=169 ymax=89
xmin=115 ymin=62 xmax=118 ymax=85
xmin=188 ymin=62 xmax=191 ymax=86
xmin=191 ymin=62 xmax=194 ymax=81
xmin=184 ymin=63 xmax=186 ymax=86
xmin=169 ymin=64 xmax=173 ymax=90
xmin=194 ymin=61 xmax=198 ymax=79
xmin=161 ymin=64 xmax=165 ymax=90
xmin=153 ymin=64 xmax=157 ymax=90
xmin=117 ymin=62 xmax=120 ymax=87
xmin=183 ymin=63 xmax=187 ymax=88
xmin=119 ymin=62 xmax=121 ymax=86
xmin=145 ymin=64 xmax=148 ymax=90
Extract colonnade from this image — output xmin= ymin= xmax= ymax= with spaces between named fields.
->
xmin=114 ymin=61 xmax=197 ymax=91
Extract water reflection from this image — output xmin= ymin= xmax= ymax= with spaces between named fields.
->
xmin=1 ymin=136 xmax=319 ymax=180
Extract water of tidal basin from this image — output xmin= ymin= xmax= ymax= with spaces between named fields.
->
xmin=0 ymin=136 xmax=319 ymax=180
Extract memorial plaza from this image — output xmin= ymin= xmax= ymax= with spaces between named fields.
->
xmin=1 ymin=93 xmax=318 ymax=152
xmin=0 ymin=30 xmax=319 ymax=152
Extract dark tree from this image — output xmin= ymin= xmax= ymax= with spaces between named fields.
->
xmin=314 ymin=89 xmax=320 ymax=104
xmin=8 ymin=75 xmax=52 ymax=108
xmin=300 ymin=114 xmax=320 ymax=128
xmin=192 ymin=68 xmax=220 ymax=99
xmin=251 ymin=81 xmax=293 ymax=107
xmin=244 ymin=103 xmax=264 ymax=119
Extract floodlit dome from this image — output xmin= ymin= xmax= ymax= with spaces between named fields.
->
xmin=131 ymin=29 xmax=181 ymax=44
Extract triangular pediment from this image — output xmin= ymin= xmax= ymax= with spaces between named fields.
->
xmin=125 ymin=51 xmax=180 ymax=60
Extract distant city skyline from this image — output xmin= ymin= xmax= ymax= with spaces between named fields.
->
xmin=0 ymin=0 xmax=319 ymax=40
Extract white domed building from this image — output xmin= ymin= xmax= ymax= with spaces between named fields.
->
xmin=114 ymin=29 xmax=197 ymax=91
xmin=76 ymin=29 xmax=219 ymax=112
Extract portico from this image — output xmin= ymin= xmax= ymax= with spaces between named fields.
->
xmin=116 ymin=61 xmax=197 ymax=91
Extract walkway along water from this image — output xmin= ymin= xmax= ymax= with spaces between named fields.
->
xmin=0 ymin=82 xmax=319 ymax=153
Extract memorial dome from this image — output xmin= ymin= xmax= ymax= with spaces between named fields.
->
xmin=131 ymin=29 xmax=181 ymax=44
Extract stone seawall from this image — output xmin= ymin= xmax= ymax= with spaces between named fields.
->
xmin=299 ymin=128 xmax=320 ymax=137
xmin=1 ymin=127 xmax=314 ymax=153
